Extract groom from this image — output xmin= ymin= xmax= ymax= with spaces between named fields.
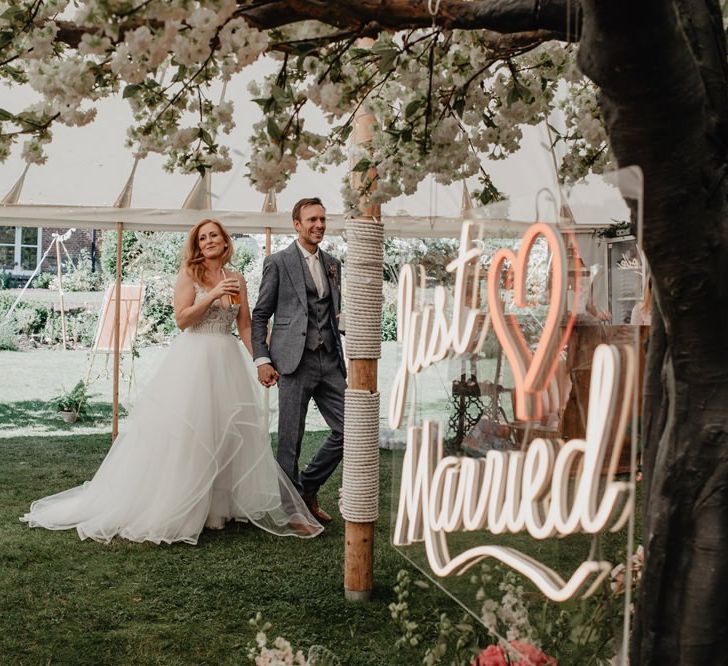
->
xmin=251 ymin=197 xmax=346 ymax=525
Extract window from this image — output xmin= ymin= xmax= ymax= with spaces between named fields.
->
xmin=0 ymin=226 xmax=42 ymax=273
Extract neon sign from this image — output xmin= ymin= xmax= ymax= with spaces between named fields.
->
xmin=391 ymin=222 xmax=635 ymax=602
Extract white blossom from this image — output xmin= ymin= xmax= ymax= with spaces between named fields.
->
xmin=0 ymin=10 xmax=612 ymax=200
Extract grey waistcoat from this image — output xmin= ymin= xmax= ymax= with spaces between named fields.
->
xmin=301 ymin=253 xmax=336 ymax=352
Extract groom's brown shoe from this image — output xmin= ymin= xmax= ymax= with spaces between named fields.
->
xmin=302 ymin=491 xmax=333 ymax=524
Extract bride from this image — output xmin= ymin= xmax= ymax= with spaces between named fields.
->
xmin=21 ymin=219 xmax=322 ymax=543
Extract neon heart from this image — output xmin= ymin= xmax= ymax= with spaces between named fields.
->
xmin=487 ymin=223 xmax=577 ymax=421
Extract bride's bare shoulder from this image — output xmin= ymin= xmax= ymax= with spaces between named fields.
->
xmin=176 ymin=268 xmax=194 ymax=283
xmin=175 ymin=269 xmax=197 ymax=294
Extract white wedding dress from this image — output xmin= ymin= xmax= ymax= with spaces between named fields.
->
xmin=21 ymin=284 xmax=322 ymax=543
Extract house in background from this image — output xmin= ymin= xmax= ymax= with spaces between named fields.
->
xmin=0 ymin=225 xmax=99 ymax=285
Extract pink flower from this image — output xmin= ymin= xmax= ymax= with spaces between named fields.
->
xmin=472 ymin=644 xmax=508 ymax=666
xmin=471 ymin=642 xmax=557 ymax=666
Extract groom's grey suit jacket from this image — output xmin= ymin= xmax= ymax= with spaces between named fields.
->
xmin=252 ymin=241 xmax=345 ymax=377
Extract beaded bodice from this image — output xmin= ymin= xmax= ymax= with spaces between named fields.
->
xmin=187 ymin=283 xmax=239 ymax=336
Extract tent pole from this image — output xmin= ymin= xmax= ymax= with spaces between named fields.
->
xmin=112 ymin=222 xmax=123 ymax=441
xmin=55 ymin=239 xmax=68 ymax=349
xmin=262 ymin=226 xmax=272 ymax=433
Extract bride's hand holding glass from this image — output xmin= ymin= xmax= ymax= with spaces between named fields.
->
xmin=210 ymin=275 xmax=240 ymax=308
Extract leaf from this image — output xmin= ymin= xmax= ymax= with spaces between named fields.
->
xmin=0 ymin=30 xmax=14 ymax=50
xmin=404 ymin=98 xmax=424 ymax=120
xmin=352 ymin=158 xmax=371 ymax=173
xmin=122 ymin=84 xmax=142 ymax=99
xmin=0 ymin=108 xmax=15 ymax=122
xmin=172 ymin=66 xmax=187 ymax=83
xmin=348 ymin=47 xmax=372 ymax=60
xmin=4 ymin=65 xmax=25 ymax=83
xmin=266 ymin=117 xmax=283 ymax=142
xmin=270 ymin=84 xmax=290 ymax=108
xmin=546 ymin=122 xmax=563 ymax=139
xmin=377 ymin=48 xmax=398 ymax=74
xmin=199 ymin=129 xmax=214 ymax=147
xmin=336 ymin=123 xmax=353 ymax=142
xmin=291 ymin=40 xmax=317 ymax=56
xmin=507 ymin=79 xmax=534 ymax=106
xmin=1 ymin=6 xmax=24 ymax=21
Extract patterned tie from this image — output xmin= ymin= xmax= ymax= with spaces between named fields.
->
xmin=308 ymin=253 xmax=325 ymax=298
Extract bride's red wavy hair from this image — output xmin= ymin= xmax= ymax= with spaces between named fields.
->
xmin=183 ymin=218 xmax=234 ymax=286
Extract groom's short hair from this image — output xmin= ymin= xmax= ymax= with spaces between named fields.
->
xmin=292 ymin=197 xmax=324 ymax=222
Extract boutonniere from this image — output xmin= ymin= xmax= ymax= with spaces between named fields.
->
xmin=327 ymin=263 xmax=338 ymax=287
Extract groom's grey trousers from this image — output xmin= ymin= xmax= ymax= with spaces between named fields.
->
xmin=251 ymin=241 xmax=346 ymax=494
xmin=278 ymin=346 xmax=345 ymax=493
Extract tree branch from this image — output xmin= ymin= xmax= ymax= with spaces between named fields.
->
xmin=53 ymin=0 xmax=581 ymax=49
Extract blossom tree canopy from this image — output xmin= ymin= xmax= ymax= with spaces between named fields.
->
xmin=0 ymin=0 xmax=611 ymax=207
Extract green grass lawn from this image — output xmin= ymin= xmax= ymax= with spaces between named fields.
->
xmin=1 ymin=429 xmax=639 ymax=665
xmin=0 ymin=400 xmax=124 ymax=435
xmin=0 ymin=431 xmax=472 ymax=665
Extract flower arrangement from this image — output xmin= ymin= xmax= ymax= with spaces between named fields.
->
xmin=247 ymin=614 xmax=340 ymax=666
xmin=388 ymin=561 xmax=636 ymax=665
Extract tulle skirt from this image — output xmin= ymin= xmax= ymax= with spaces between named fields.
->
xmin=21 ymin=330 xmax=322 ymax=544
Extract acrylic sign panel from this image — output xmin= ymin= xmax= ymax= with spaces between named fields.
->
xmin=389 ymin=168 xmax=643 ymax=660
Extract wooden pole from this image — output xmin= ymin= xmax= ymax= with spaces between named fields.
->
xmin=55 ymin=239 xmax=67 ymax=350
xmin=265 ymin=227 xmax=272 ymax=255
xmin=112 ymin=222 xmax=123 ymax=441
xmin=345 ymin=40 xmax=380 ymax=602
xmin=345 ymin=360 xmax=378 ymax=601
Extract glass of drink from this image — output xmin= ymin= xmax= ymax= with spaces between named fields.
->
xmin=221 ymin=269 xmax=241 ymax=309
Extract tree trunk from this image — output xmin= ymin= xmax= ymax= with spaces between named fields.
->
xmin=576 ymin=0 xmax=728 ymax=662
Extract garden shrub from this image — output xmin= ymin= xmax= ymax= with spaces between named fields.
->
xmin=66 ymin=309 xmax=100 ymax=347
xmin=12 ymin=304 xmax=50 ymax=337
xmin=381 ymin=305 xmax=398 ymax=342
xmin=39 ymin=307 xmax=99 ymax=348
xmin=231 ymin=242 xmax=255 ymax=275
xmin=0 ymin=320 xmax=18 ymax=350
xmin=0 ymin=295 xmax=52 ymax=348
xmin=100 ymin=230 xmax=145 ymax=279
xmin=137 ymin=274 xmax=177 ymax=344
xmin=131 ymin=231 xmax=185 ymax=276
xmin=51 ymin=249 xmax=102 ymax=292
xmin=31 ymin=272 xmax=54 ymax=288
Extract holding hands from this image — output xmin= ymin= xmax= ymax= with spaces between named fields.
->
xmin=258 ymin=363 xmax=279 ymax=388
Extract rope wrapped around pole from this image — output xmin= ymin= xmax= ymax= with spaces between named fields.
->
xmin=344 ymin=216 xmax=384 ymax=359
xmin=341 ymin=389 xmax=380 ymax=523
